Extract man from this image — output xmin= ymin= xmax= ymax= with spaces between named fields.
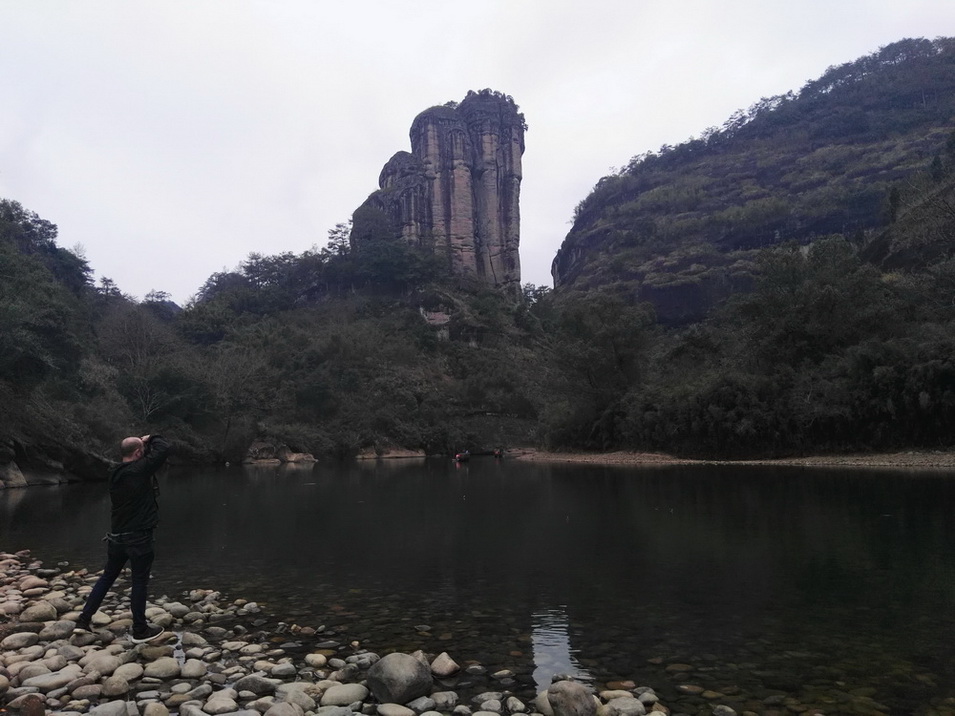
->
xmin=74 ymin=433 xmax=171 ymax=643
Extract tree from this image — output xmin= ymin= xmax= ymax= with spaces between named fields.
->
xmin=325 ymin=222 xmax=352 ymax=257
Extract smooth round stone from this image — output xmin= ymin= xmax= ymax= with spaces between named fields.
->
xmin=271 ymin=663 xmax=297 ymax=678
xmin=205 ymin=696 xmax=239 ymax=714
xmin=164 ymin=602 xmax=191 ymax=618
xmin=599 ymin=697 xmax=646 ymax=716
xmin=19 ymin=576 xmax=49 ymax=591
xmin=431 ymin=653 xmax=460 ymax=677
xmin=101 ymin=675 xmax=130 ymax=697
xmin=39 ymin=620 xmax=75 ymax=640
xmin=42 ymin=655 xmax=68 ymax=672
xmin=235 ymin=674 xmax=279 ymax=695
xmin=321 ymin=683 xmax=369 ymax=707
xmin=479 ymin=700 xmax=502 ymax=713
xmin=1 ymin=601 xmax=23 ymax=615
xmin=474 ymin=694 xmax=504 ymax=705
xmin=378 ymin=705 xmax=415 ymax=716
xmin=165 ymin=691 xmax=197 ymax=708
xmin=248 ymin=696 xmax=276 ymax=713
xmin=181 ymin=632 xmax=209 ymax=647
xmin=24 ymin=667 xmax=83 ymax=692
xmin=86 ymin=613 xmax=110 ymax=628
xmin=185 ymin=684 xmax=214 ymax=700
xmin=57 ymin=644 xmax=85 ymax=662
xmin=314 ymin=707 xmax=352 ymax=716
xmin=144 ymin=657 xmax=181 ymax=679
xmin=432 ymin=693 xmax=458 ymax=710
xmin=114 ymin=662 xmax=144 ymax=681
xmin=304 ymin=653 xmax=327 ymax=669
xmin=282 ymin=689 xmax=316 ymax=712
xmin=139 ymin=645 xmax=174 ymax=660
xmin=144 ymin=703 xmax=171 ymax=716
xmin=182 ymin=659 xmax=208 ymax=679
xmin=6 ymin=692 xmax=45 ymax=711
xmin=89 ymin=700 xmax=129 ymax=716
xmin=0 ymin=674 xmax=9 ymax=694
xmin=506 ymin=697 xmax=526 ymax=713
xmin=665 ymin=664 xmax=693 ymax=673
xmin=71 ymin=684 xmax=103 ymax=700
xmin=18 ymin=664 xmax=53 ymax=682
xmin=408 ymin=697 xmax=436 ymax=713
xmin=264 ymin=703 xmax=303 ymax=716
xmin=1 ymin=632 xmax=39 ymax=649
xmin=82 ymin=653 xmax=120 ymax=676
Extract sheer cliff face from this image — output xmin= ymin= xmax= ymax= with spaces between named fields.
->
xmin=352 ymin=91 xmax=525 ymax=290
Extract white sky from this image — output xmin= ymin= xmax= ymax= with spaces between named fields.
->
xmin=1 ymin=1 xmax=952 ymax=304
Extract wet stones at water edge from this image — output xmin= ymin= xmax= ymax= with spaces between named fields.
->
xmin=0 ymin=550 xmax=668 ymax=716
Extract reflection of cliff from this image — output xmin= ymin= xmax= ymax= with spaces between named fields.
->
xmin=351 ymin=90 xmax=525 ymax=290
xmin=531 ymin=607 xmax=592 ymax=690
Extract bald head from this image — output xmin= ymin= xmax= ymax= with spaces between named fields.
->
xmin=121 ymin=437 xmax=144 ymax=461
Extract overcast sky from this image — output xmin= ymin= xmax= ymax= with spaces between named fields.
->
xmin=1 ymin=1 xmax=952 ymax=304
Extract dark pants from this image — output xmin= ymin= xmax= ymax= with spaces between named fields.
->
xmin=80 ymin=535 xmax=154 ymax=632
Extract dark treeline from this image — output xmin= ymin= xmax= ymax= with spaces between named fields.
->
xmin=3 ymin=174 xmax=955 ymax=470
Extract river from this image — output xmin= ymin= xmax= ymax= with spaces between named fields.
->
xmin=2 ymin=457 xmax=955 ymax=712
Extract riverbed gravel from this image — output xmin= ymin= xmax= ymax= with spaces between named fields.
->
xmin=0 ymin=551 xmax=671 ymax=716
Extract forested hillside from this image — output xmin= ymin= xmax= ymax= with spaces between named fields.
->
xmin=3 ymin=38 xmax=955 ymax=483
xmin=554 ymin=37 xmax=955 ymax=324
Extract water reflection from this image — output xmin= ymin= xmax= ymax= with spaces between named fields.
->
xmin=4 ymin=459 xmax=955 ymax=710
xmin=531 ymin=607 xmax=591 ymax=691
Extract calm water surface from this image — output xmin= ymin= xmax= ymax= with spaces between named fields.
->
xmin=3 ymin=458 xmax=955 ymax=712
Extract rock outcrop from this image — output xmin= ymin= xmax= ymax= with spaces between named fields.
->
xmin=351 ymin=90 xmax=525 ymax=291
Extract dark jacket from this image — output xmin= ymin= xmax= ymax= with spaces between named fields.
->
xmin=109 ymin=435 xmax=171 ymax=534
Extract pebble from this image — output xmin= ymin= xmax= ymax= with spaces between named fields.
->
xmin=0 ymin=550 xmax=670 ymax=716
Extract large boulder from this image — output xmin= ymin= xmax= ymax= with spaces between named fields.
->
xmin=547 ymin=681 xmax=596 ymax=716
xmin=19 ymin=601 xmax=57 ymax=622
xmin=367 ymin=652 xmax=433 ymax=705
xmin=0 ymin=460 xmax=27 ymax=488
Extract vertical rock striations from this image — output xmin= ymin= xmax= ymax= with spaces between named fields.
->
xmin=351 ymin=90 xmax=525 ymax=290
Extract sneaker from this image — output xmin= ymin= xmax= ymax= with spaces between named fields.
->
xmin=72 ymin=616 xmax=91 ymax=634
xmin=130 ymin=624 xmax=166 ymax=644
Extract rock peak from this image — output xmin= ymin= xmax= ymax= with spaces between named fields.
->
xmin=351 ymin=89 xmax=525 ymax=290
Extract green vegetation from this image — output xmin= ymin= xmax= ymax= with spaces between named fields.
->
xmin=556 ymin=37 xmax=955 ymax=324
xmin=4 ymin=38 xmax=955 ymax=473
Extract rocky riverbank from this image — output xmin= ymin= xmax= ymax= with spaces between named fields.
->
xmin=511 ymin=448 xmax=955 ymax=470
xmin=0 ymin=552 xmax=669 ymax=716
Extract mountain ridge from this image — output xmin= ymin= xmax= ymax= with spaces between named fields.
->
xmin=552 ymin=37 xmax=955 ymax=323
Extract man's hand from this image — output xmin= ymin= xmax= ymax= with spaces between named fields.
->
xmin=140 ymin=435 xmax=151 ymax=443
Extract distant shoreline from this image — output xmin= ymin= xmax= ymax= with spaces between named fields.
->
xmin=509 ymin=448 xmax=955 ymax=470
